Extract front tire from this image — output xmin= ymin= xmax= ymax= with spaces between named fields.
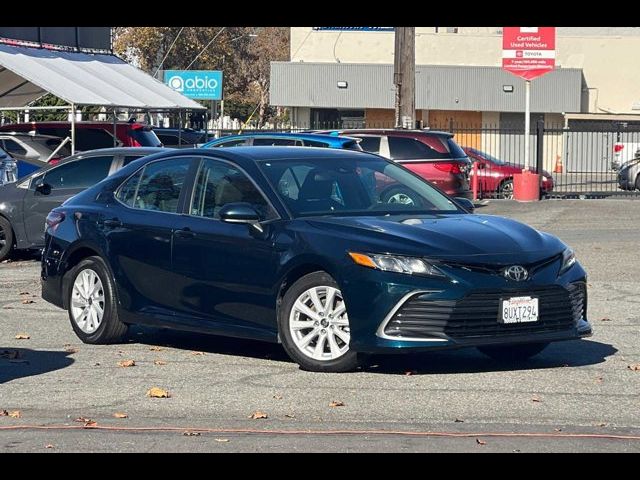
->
xmin=66 ymin=256 xmax=128 ymax=344
xmin=477 ymin=342 xmax=549 ymax=361
xmin=498 ymin=179 xmax=514 ymax=199
xmin=0 ymin=217 xmax=14 ymax=262
xmin=381 ymin=186 xmax=421 ymax=207
xmin=279 ymin=272 xmax=359 ymax=372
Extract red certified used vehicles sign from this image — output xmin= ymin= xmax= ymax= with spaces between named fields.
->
xmin=502 ymin=27 xmax=556 ymax=80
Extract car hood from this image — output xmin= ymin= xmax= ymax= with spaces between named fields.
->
xmin=306 ymin=213 xmax=565 ymax=264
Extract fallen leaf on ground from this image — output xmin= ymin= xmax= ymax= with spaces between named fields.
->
xmin=18 ymin=291 xmax=30 ymax=295
xmin=214 ymin=438 xmax=230 ymax=443
xmin=149 ymin=346 xmax=164 ymax=352
xmin=599 ymin=317 xmax=612 ymax=322
xmin=249 ymin=411 xmax=268 ymax=419
xmin=2 ymin=306 xmax=13 ymax=309
xmin=595 ymin=422 xmax=607 ymax=427
xmin=531 ymin=395 xmax=542 ymax=403
xmin=183 ymin=431 xmax=201 ymax=436
xmin=476 ymin=439 xmax=486 ymax=445
xmin=14 ymin=334 xmax=30 ymax=340
xmin=64 ymin=347 xmax=78 ymax=354
xmin=154 ymin=360 xmax=167 ymax=366
xmin=1 ymin=350 xmax=20 ymax=359
xmin=118 ymin=359 xmax=136 ymax=368
xmin=284 ymin=413 xmax=295 ymax=418
xmin=554 ymin=428 xmax=563 ymax=432
xmin=84 ymin=420 xmax=97 ymax=428
xmin=147 ymin=387 xmax=170 ymax=398
xmin=8 ymin=410 xmax=21 ymax=418
xmin=454 ymin=418 xmax=465 ymax=423
xmin=74 ymin=416 xmax=92 ymax=423
xmin=93 ymin=362 xmax=100 ymax=366
xmin=595 ymin=376 xmax=603 ymax=383
xmin=0 ymin=410 xmax=8 ymax=416
xmin=191 ymin=351 xmax=205 ymax=356
xmin=113 ymin=412 xmax=128 ymax=419
xmin=404 ymin=370 xmax=417 ymax=376
xmin=273 ymin=394 xmax=283 ymax=400
xmin=627 ymin=364 xmax=640 ymax=371
xmin=329 ymin=401 xmax=345 ymax=407
xmin=45 ymin=444 xmax=54 ymax=449
xmin=21 ymin=299 xmax=35 ymax=304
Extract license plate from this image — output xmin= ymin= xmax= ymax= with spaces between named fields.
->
xmin=500 ymin=296 xmax=539 ymax=324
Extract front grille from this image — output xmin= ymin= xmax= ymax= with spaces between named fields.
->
xmin=384 ymin=283 xmax=586 ymax=340
xmin=441 ymin=254 xmax=562 ymax=277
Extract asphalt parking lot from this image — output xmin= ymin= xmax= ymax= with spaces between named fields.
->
xmin=1 ymin=199 xmax=639 ymax=452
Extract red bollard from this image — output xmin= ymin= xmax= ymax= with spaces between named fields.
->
xmin=471 ymin=161 xmax=479 ymax=201
xmin=513 ymin=169 xmax=541 ymax=202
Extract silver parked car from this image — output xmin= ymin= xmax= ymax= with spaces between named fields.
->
xmin=0 ymin=131 xmax=71 ymax=165
xmin=617 ymin=149 xmax=640 ymax=191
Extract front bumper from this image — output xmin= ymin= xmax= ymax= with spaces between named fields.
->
xmin=339 ymin=259 xmax=591 ymax=354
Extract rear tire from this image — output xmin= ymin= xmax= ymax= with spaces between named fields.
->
xmin=498 ymin=179 xmax=514 ymax=199
xmin=477 ymin=342 xmax=549 ymax=362
xmin=278 ymin=271 xmax=359 ymax=372
xmin=0 ymin=217 xmax=14 ymax=262
xmin=381 ymin=186 xmax=421 ymax=207
xmin=66 ymin=256 xmax=128 ymax=344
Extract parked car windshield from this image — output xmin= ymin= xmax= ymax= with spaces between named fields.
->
xmin=259 ymin=155 xmax=460 ymax=217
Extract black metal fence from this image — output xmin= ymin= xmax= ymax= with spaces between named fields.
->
xmin=205 ymin=119 xmax=640 ymax=199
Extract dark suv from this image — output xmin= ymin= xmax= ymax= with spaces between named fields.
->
xmin=319 ymin=129 xmax=472 ymax=200
xmin=0 ymin=121 xmax=162 ymax=152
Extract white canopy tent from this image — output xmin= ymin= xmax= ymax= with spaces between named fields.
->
xmin=0 ymin=43 xmax=205 ymax=152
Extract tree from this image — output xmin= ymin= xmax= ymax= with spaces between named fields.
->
xmin=113 ymin=27 xmax=290 ymax=126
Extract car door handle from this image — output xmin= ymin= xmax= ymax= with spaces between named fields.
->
xmin=102 ymin=218 xmax=123 ymax=228
xmin=174 ymin=228 xmax=196 ymax=239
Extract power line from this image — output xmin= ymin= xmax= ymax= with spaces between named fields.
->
xmin=153 ymin=27 xmax=185 ymax=77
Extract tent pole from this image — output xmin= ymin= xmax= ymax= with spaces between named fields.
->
xmin=113 ymin=108 xmax=117 ymax=147
xmin=71 ymin=104 xmax=76 ymax=155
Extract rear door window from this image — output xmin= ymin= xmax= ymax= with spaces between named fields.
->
xmin=355 ymin=136 xmax=381 ymax=154
xmin=252 ymin=137 xmax=302 ymax=146
xmin=2 ymin=139 xmax=27 ymax=155
xmin=388 ymin=137 xmax=444 ymax=160
xmin=116 ymin=157 xmax=192 ymax=213
xmin=43 ymin=155 xmax=114 ymax=189
xmin=213 ymin=139 xmax=248 ymax=148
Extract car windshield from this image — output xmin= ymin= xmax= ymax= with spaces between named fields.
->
xmin=258 ymin=155 xmax=460 ymax=217
xmin=469 ymin=148 xmax=507 ymax=165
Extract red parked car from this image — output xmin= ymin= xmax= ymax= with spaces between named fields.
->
xmin=318 ymin=129 xmax=472 ymax=200
xmin=0 ymin=121 xmax=161 ymax=152
xmin=463 ymin=147 xmax=554 ymax=199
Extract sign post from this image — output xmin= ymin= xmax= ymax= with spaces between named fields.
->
xmin=502 ymin=27 xmax=556 ymax=201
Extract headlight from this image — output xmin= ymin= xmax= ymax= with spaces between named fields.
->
xmin=559 ymin=247 xmax=576 ymax=275
xmin=349 ymin=252 xmax=445 ymax=277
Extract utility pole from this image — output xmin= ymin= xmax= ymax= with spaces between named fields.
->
xmin=394 ymin=27 xmax=415 ymax=129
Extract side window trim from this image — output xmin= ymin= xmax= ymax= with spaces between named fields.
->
xmin=186 ymin=156 xmax=281 ymax=222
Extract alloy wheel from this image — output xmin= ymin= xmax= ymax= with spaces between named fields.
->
xmin=289 ymin=286 xmax=350 ymax=361
xmin=500 ymin=181 xmax=514 ymax=199
xmin=70 ymin=268 xmax=105 ymax=334
xmin=387 ymin=193 xmax=415 ymax=206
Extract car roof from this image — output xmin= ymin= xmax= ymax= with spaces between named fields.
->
xmin=319 ymin=128 xmax=455 ymax=138
xmin=203 ymin=132 xmax=359 ymax=147
xmin=0 ymin=131 xmax=66 ymax=141
xmin=140 ymin=146 xmax=370 ymax=165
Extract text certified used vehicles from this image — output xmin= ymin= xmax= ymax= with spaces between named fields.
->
xmin=41 ymin=147 xmax=591 ymax=372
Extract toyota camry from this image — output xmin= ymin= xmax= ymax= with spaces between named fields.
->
xmin=41 ymin=147 xmax=591 ymax=372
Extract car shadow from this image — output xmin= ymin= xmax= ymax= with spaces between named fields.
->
xmin=127 ymin=326 xmax=292 ymax=363
xmin=361 ymin=339 xmax=617 ymax=375
xmin=0 ymin=348 xmax=75 ymax=384
xmin=127 ymin=327 xmax=616 ymax=375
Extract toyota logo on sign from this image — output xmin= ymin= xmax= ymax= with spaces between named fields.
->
xmin=503 ymin=265 xmax=529 ymax=282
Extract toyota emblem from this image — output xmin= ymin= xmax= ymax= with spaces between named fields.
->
xmin=503 ymin=265 xmax=529 ymax=282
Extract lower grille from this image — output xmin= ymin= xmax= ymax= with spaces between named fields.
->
xmin=384 ymin=283 xmax=586 ymax=340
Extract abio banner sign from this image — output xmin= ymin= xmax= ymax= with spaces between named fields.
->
xmin=164 ymin=70 xmax=223 ymax=100
xmin=502 ymin=27 xmax=555 ymax=81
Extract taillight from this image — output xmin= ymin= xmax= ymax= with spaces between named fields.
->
xmin=614 ymin=144 xmax=624 ymax=153
xmin=434 ymin=162 xmax=463 ymax=174
xmin=45 ymin=211 xmax=65 ymax=232
xmin=48 ymin=157 xmax=61 ymax=166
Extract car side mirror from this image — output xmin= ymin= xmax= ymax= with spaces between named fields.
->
xmin=36 ymin=183 xmax=52 ymax=196
xmin=219 ymin=203 xmax=261 ymax=224
xmin=454 ymin=197 xmax=475 ymax=213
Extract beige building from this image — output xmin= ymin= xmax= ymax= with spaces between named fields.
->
xmin=273 ymin=27 xmax=640 ymax=129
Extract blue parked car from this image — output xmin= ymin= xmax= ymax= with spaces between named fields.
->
xmin=201 ymin=132 xmax=362 ymax=150
xmin=41 ymin=147 xmax=590 ymax=372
